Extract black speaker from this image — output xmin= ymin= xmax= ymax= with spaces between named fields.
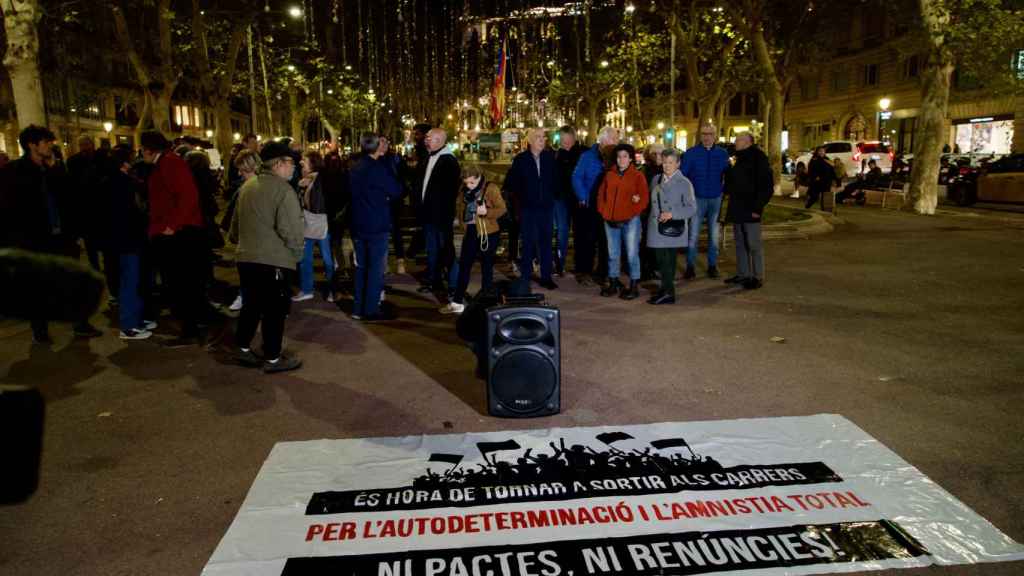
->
xmin=486 ymin=305 xmax=560 ymax=417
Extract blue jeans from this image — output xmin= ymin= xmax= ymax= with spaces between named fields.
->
xmin=300 ymin=234 xmax=335 ymax=294
xmin=553 ymin=197 xmax=572 ymax=267
xmin=353 ymin=237 xmax=388 ymax=317
xmin=687 ymin=196 xmax=722 ymax=268
xmin=118 ymin=253 xmax=143 ymax=330
xmin=604 ymin=216 xmax=642 ymax=280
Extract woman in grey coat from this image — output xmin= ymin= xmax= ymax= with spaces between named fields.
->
xmin=647 ymin=148 xmax=697 ymax=304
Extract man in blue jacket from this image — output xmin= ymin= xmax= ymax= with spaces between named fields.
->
xmin=571 ymin=126 xmax=619 ymax=285
xmin=504 ymin=128 xmax=559 ymax=290
xmin=681 ymin=123 xmax=729 ymax=279
xmin=349 ymin=133 xmax=403 ymax=321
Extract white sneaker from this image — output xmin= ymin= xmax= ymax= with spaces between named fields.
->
xmin=789 ymin=192 xmax=800 ymax=199
xmin=379 ymin=291 xmax=386 ymax=303
xmin=396 ymin=258 xmax=406 ymax=274
xmin=326 ymin=292 xmax=335 ymax=303
xmin=119 ymin=329 xmax=153 ymax=340
xmin=291 ymin=292 xmax=314 ymax=302
xmin=440 ymin=302 xmax=465 ymax=315
xmin=229 ymin=295 xmax=243 ymax=311
xmin=143 ymin=320 xmax=158 ymax=331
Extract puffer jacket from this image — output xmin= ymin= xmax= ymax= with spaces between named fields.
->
xmin=681 ymin=144 xmax=729 ymax=199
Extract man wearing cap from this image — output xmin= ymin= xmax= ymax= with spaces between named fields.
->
xmin=229 ymin=140 xmax=305 ymax=373
xmin=141 ymin=130 xmax=207 ymax=347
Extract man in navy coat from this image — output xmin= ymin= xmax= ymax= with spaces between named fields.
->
xmin=504 ymin=128 xmax=560 ymax=290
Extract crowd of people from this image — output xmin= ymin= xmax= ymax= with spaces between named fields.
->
xmin=0 ymin=120 xmax=775 ymax=374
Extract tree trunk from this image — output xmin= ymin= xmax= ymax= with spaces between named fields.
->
xmin=907 ymin=0 xmax=954 ymax=215
xmin=150 ymin=89 xmax=174 ymax=135
xmin=134 ymin=92 xmax=151 ymax=147
xmin=748 ymin=24 xmax=784 ymax=193
xmin=1 ymin=0 xmax=46 ymax=129
xmin=289 ymin=90 xmax=304 ymax=144
xmin=214 ymin=100 xmax=233 ymax=171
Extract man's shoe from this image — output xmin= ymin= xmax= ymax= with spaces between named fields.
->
xmin=742 ymin=278 xmax=763 ymax=290
xmin=649 ymin=292 xmax=676 ymax=305
xmin=620 ymin=280 xmax=640 ymax=300
xmin=416 ymin=284 xmax=433 ymax=294
xmin=707 ymin=266 xmax=720 ymax=279
xmin=440 ymin=302 xmax=465 ymax=315
xmin=143 ymin=320 xmax=158 ymax=331
xmin=724 ymin=275 xmax=747 ymax=285
xmin=263 ymin=355 xmax=302 ymax=373
xmin=119 ymin=328 xmax=153 ymax=341
xmin=74 ymin=324 xmax=103 ymax=338
xmin=162 ymin=336 xmax=198 ymax=349
xmin=229 ymin=295 xmax=243 ymax=311
xmin=683 ymin=266 xmax=696 ymax=280
xmin=291 ymin=292 xmax=314 ymax=302
xmin=234 ymin=348 xmax=263 ymax=367
xmin=600 ymin=279 xmax=620 ymax=297
xmin=539 ymin=279 xmax=558 ymax=290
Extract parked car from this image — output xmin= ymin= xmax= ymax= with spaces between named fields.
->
xmin=947 ymin=154 xmax=1024 ymax=206
xmin=795 ymin=140 xmax=894 ymax=178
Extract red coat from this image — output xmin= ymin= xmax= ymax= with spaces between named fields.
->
xmin=597 ymin=164 xmax=649 ymax=222
xmin=147 ymin=152 xmax=204 ymax=237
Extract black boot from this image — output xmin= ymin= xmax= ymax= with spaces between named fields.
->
xmin=620 ymin=280 xmax=639 ymax=300
xmin=683 ymin=265 xmax=696 ymax=280
xmin=600 ymin=278 xmax=621 ymax=297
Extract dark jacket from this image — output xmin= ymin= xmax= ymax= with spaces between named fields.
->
xmin=106 ymin=168 xmax=148 ymax=254
xmin=0 ymin=157 xmax=78 ymax=251
xmin=350 ymin=155 xmax=403 ymax=240
xmin=66 ymin=151 xmax=105 ymax=241
xmin=555 ymin=144 xmax=583 ymax=201
xmin=681 ymin=144 xmax=730 ymax=199
xmin=725 ymin=145 xmax=775 ymax=224
xmin=414 ymin=148 xmax=460 ymax=228
xmin=808 ymin=156 xmax=834 ymax=193
xmin=505 ymin=149 xmax=559 ymax=212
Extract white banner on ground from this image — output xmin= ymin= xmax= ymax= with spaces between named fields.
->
xmin=203 ymin=414 xmax=1024 ymax=576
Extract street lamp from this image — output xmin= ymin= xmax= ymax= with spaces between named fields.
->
xmin=878 ymin=98 xmax=891 ymax=111
xmin=625 ymin=3 xmax=635 ymax=14
xmin=878 ymin=98 xmax=892 ymax=142
xmin=102 ymin=121 xmax=113 ymax=134
xmin=657 ymin=121 xmax=665 ymax=130
xmin=205 ymin=129 xmax=214 ymax=139
xmin=288 ymin=6 xmax=303 ymax=18
xmin=600 ymin=60 xmax=609 ymax=68
xmin=327 ymin=89 xmax=333 ymax=95
xmin=286 ymin=64 xmax=295 ymax=72
xmin=233 ymin=132 xmax=241 ymax=142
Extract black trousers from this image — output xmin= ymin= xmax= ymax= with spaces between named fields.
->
xmin=453 ymin=226 xmax=499 ymax=304
xmin=655 ymin=248 xmax=677 ymax=296
xmin=806 ymin=186 xmax=828 ymax=210
xmin=28 ymin=236 xmax=92 ymax=336
xmin=84 ymin=238 xmax=120 ymax=298
xmin=573 ymin=203 xmax=607 ymax=277
xmin=504 ymin=218 xmax=520 ymax=263
xmin=236 ymin=262 xmax=291 ymax=360
xmin=151 ymin=226 xmax=207 ymax=337
xmin=390 ymin=199 xmax=405 ymax=259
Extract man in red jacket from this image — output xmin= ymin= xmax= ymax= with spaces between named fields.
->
xmin=141 ymin=131 xmax=207 ymax=347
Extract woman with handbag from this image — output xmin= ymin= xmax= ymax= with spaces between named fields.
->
xmin=440 ymin=164 xmax=507 ymax=315
xmin=647 ymin=148 xmax=697 ymax=305
xmin=294 ymin=151 xmax=335 ymax=302
xmin=596 ymin=143 xmax=649 ymax=299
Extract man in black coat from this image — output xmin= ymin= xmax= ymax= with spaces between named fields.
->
xmin=505 ymin=128 xmax=560 ymax=289
xmin=554 ymin=126 xmax=583 ymax=277
xmin=0 ymin=125 xmax=103 ymax=343
xmin=414 ymin=128 xmax=461 ymax=293
xmin=723 ymin=132 xmax=774 ymax=290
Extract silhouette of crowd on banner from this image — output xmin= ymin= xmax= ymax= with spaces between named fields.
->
xmin=412 ymin=432 xmax=723 ymax=489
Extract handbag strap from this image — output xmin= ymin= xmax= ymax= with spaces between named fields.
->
xmin=655 ymin=174 xmax=665 ymax=214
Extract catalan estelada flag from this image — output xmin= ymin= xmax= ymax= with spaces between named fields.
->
xmin=490 ymin=37 xmax=507 ymax=127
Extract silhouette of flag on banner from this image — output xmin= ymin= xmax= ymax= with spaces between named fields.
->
xmin=477 ymin=440 xmax=521 ymax=454
xmin=596 ymin=432 xmax=634 ymax=445
xmin=650 ymin=438 xmax=690 ymax=450
xmin=428 ymin=454 xmax=463 ymax=466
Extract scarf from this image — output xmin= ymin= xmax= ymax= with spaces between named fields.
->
xmin=462 ymin=180 xmax=485 ymax=224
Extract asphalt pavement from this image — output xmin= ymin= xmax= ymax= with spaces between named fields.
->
xmin=1 ymin=201 xmax=1022 ymax=575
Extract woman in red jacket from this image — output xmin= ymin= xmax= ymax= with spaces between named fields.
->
xmin=596 ymin=144 xmax=649 ymax=299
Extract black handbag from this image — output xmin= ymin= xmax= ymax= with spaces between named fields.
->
xmin=655 ymin=177 xmax=686 ymax=237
